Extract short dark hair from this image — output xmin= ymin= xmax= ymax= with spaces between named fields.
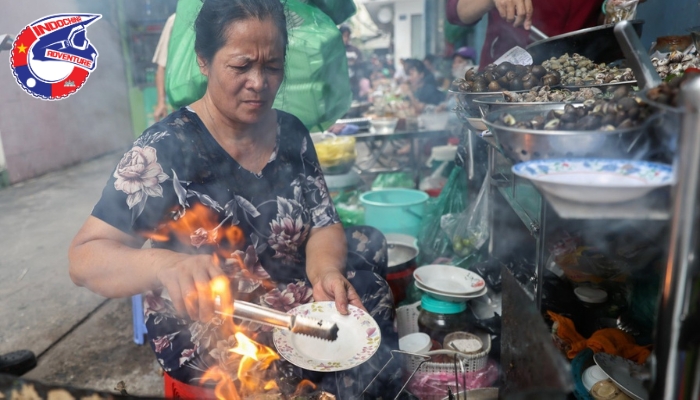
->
xmin=404 ymin=58 xmax=427 ymax=76
xmin=424 ymin=54 xmax=437 ymax=64
xmin=339 ymin=24 xmax=351 ymax=35
xmin=194 ymin=0 xmax=288 ymax=63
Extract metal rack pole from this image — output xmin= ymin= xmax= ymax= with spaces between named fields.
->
xmin=535 ymin=201 xmax=547 ymax=310
xmin=652 ymin=76 xmax=700 ymax=400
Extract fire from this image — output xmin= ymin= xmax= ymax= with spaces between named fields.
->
xmin=203 ymin=276 xmax=283 ymax=399
xmin=145 ymin=202 xmax=322 ymax=398
xmin=293 ymin=380 xmax=318 ymax=397
xmin=144 ymin=203 xmax=244 ymax=259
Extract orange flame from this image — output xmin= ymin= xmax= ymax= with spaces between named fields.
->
xmin=146 ymin=203 xmax=316 ymax=398
xmin=230 ymin=332 xmax=280 ymax=394
xmin=202 ymin=367 xmax=241 ymax=400
xmin=293 ymin=380 xmax=318 ymax=397
xmin=143 ymin=203 xmax=244 ymax=259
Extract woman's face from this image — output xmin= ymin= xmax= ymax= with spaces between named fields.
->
xmin=407 ymin=68 xmax=423 ymax=86
xmin=452 ymin=55 xmax=474 ymax=79
xmin=199 ymin=18 xmax=285 ymax=125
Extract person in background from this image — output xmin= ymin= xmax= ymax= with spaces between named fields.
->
xmin=152 ymin=13 xmax=176 ymax=121
xmin=350 ymin=61 xmax=372 ymax=102
xmin=423 ymin=54 xmax=448 ymax=90
xmin=452 ymin=46 xmax=477 ymax=80
xmin=401 ymin=59 xmax=446 ymax=114
xmin=447 ymin=0 xmax=604 ymax=68
xmin=393 ymin=58 xmax=408 ymax=85
xmin=339 ymin=24 xmax=362 ymax=64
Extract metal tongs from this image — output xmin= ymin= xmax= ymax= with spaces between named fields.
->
xmin=215 ymin=299 xmax=339 ymax=341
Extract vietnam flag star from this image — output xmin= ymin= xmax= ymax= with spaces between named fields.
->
xmin=17 ymin=44 xmax=27 ymax=53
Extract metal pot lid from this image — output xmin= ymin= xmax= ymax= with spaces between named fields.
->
xmin=387 ymin=242 xmax=418 ymax=268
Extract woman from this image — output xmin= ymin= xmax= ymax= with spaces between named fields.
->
xmin=400 ymin=59 xmax=446 ymax=114
xmin=68 ymin=0 xmax=398 ymax=397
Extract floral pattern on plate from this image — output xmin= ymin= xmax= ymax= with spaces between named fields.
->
xmin=513 ymin=159 xmax=673 ymax=184
xmin=273 ymin=301 xmax=381 ymax=372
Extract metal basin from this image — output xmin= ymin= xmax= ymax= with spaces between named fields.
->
xmin=473 ymin=95 xmax=574 ymax=118
xmin=482 ymin=103 xmax=654 ymax=163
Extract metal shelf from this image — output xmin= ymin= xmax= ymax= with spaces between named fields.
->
xmin=496 ymin=182 xmax=542 ymax=237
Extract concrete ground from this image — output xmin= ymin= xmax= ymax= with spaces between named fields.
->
xmin=0 ymin=152 xmax=164 ymax=397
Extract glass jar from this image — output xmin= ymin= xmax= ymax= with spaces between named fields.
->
xmin=417 ymin=294 xmax=470 ymax=349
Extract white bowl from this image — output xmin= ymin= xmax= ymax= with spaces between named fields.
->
xmin=582 ymin=365 xmax=609 ymax=392
xmin=399 ymin=332 xmax=432 ymax=354
xmin=512 ymin=159 xmax=674 ymax=204
xmin=419 ymin=112 xmax=450 ymax=130
xmin=415 ymin=280 xmax=488 ymax=302
xmin=370 ymin=118 xmax=399 ymax=134
xmin=413 ymin=264 xmax=486 ymax=295
xmin=385 ymin=233 xmax=419 ymax=248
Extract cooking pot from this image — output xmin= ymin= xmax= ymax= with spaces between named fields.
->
xmin=386 ymin=241 xmax=419 ymax=305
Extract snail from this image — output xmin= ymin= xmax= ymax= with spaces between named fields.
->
xmin=496 ymin=98 xmax=652 ymax=131
xmin=542 ymin=53 xmax=635 ymax=86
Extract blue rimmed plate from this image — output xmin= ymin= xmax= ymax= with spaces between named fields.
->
xmin=512 ymin=159 xmax=673 ymax=204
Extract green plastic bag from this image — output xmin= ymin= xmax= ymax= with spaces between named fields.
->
xmin=371 ymin=172 xmax=415 ymax=190
xmin=332 ymin=189 xmax=364 ymax=227
xmin=165 ymin=0 xmax=352 ymax=132
xmin=307 ymin=0 xmax=357 ymax=24
xmin=417 ymin=167 xmax=469 ymax=265
xmin=166 ymin=0 xmax=207 ymax=108
xmin=273 ymin=0 xmax=352 ymax=131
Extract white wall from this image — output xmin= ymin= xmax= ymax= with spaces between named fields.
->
xmin=356 ymin=0 xmax=426 ymax=66
xmin=0 ymin=131 xmax=6 ymax=174
xmin=393 ymin=0 xmax=425 ymax=65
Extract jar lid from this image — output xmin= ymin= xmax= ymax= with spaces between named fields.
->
xmin=575 ymin=287 xmax=608 ymax=304
xmin=421 ymin=294 xmax=467 ymax=314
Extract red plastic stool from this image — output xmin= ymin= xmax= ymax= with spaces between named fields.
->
xmin=164 ymin=372 xmax=216 ymax=399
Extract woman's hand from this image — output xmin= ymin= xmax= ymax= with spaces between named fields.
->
xmin=156 ymin=253 xmax=225 ymax=322
xmin=310 ymin=269 xmax=366 ymax=315
xmin=153 ymin=101 xmax=168 ymax=121
xmin=493 ymin=0 xmax=533 ymax=29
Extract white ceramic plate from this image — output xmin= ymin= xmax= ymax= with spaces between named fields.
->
xmin=272 ymin=302 xmax=381 ymax=372
xmin=415 ymin=281 xmax=488 ymax=302
xmin=593 ymin=353 xmax=649 ymax=400
xmin=413 ymin=264 xmax=486 ymax=295
xmin=512 ymin=159 xmax=673 ymax=204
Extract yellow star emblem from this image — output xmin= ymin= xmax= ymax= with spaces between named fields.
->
xmin=17 ymin=43 xmax=27 ymax=53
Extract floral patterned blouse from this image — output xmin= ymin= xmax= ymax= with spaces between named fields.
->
xmin=91 ymin=107 xmax=341 ymax=381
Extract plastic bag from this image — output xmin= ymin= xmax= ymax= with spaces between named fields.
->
xmin=371 ymin=172 xmax=414 ymax=190
xmin=333 ymin=189 xmax=364 ymax=227
xmin=166 ymin=0 xmax=207 ymax=108
xmin=272 ymin=0 xmax=352 ymax=132
xmin=165 ymin=0 xmax=351 ymax=131
xmin=307 ymin=0 xmax=357 ymax=24
xmin=417 ymin=167 xmax=469 ymax=265
xmin=314 ymin=135 xmax=357 ymax=174
xmin=441 ymin=175 xmax=490 ymax=258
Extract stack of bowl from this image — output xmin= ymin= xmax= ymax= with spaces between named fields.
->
xmin=413 ymin=264 xmax=488 ymax=302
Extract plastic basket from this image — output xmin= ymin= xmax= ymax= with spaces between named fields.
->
xmin=397 ymin=301 xmax=491 ymax=374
